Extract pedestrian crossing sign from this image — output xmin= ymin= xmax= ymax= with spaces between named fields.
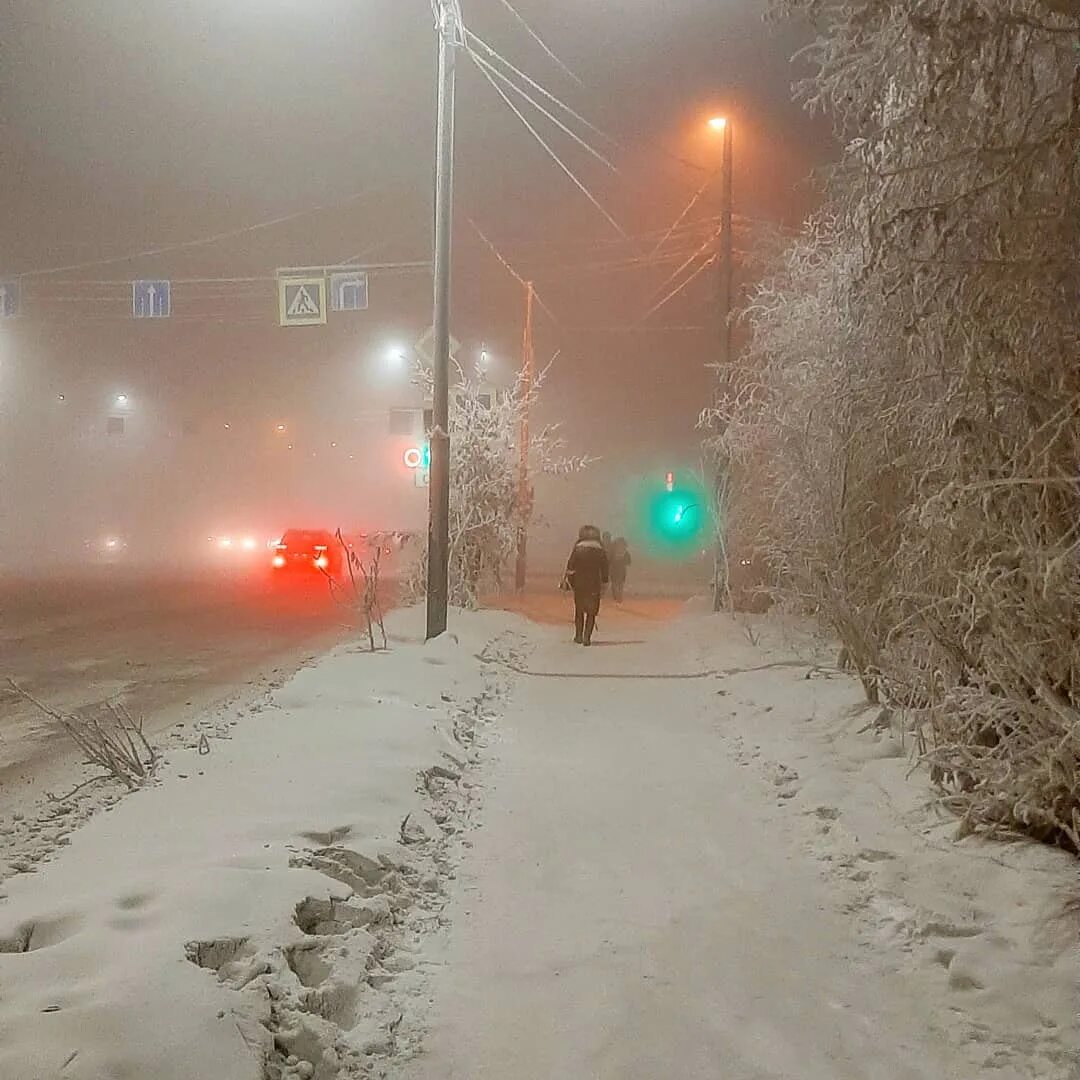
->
xmin=278 ymin=276 xmax=327 ymax=327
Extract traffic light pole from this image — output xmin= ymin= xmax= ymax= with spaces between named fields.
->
xmin=514 ymin=281 xmax=535 ymax=592
xmin=712 ymin=120 xmax=733 ymax=613
xmin=426 ymin=3 xmax=458 ymax=640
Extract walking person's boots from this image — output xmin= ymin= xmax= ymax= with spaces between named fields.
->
xmin=583 ymin=612 xmax=596 ymax=646
xmin=574 ymin=609 xmax=585 ymax=644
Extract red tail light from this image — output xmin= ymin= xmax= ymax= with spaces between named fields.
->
xmin=272 ymin=555 xmax=286 ymax=569
xmin=314 ymin=555 xmax=329 ymax=570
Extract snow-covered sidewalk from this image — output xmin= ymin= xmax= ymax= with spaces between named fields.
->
xmin=1 ymin=600 xmax=1076 ymax=1080
xmin=407 ymin=605 xmax=1079 ymax=1080
xmin=0 ymin=607 xmax=521 ymax=1080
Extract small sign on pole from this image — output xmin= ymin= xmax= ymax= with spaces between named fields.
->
xmin=133 ymin=280 xmax=171 ymax=318
xmin=330 ymin=271 xmax=369 ymax=312
xmin=278 ymin=276 xmax=327 ymax=327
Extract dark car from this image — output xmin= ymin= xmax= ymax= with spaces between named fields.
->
xmin=271 ymin=529 xmax=342 ymax=577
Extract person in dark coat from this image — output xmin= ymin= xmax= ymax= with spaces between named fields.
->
xmin=564 ymin=524 xmax=609 ymax=645
xmin=608 ymin=536 xmax=631 ymax=602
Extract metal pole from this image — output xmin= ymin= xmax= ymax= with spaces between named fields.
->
xmin=514 ymin=281 xmax=535 ymax=592
xmin=426 ymin=4 xmax=457 ymax=640
xmin=712 ymin=121 xmax=733 ymax=612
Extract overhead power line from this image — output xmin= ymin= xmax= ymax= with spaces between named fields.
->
xmin=12 ymin=187 xmax=384 ymax=280
xmin=492 ymin=0 xmax=583 ymax=86
xmin=468 ymin=45 xmax=627 ymax=239
xmin=637 ymin=251 xmax=719 ymax=324
xmin=466 ymin=217 xmax=559 ymax=324
xmin=470 ymin=51 xmax=618 ymax=173
xmin=466 ymin=30 xmax=613 ymax=148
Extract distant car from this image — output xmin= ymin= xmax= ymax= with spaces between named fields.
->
xmin=206 ymin=532 xmax=269 ymax=559
xmin=84 ymin=535 xmax=128 ymax=564
xmin=271 ymin=528 xmax=341 ymax=577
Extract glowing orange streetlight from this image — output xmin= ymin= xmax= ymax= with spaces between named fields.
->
xmin=704 ymin=110 xmax=734 ymax=613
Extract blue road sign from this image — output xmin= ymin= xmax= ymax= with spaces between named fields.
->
xmin=133 ymin=280 xmax=171 ymax=318
xmin=330 ymin=272 xmax=369 ymax=312
xmin=0 ymin=281 xmax=20 ymax=318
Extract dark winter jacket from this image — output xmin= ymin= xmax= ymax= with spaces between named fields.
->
xmin=609 ymin=538 xmax=631 ymax=577
xmin=566 ymin=539 xmax=609 ymax=599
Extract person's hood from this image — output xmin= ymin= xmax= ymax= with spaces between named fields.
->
xmin=574 ymin=539 xmax=605 ymax=550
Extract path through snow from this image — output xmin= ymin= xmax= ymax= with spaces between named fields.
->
xmin=407 ymin=603 xmax=1079 ymax=1080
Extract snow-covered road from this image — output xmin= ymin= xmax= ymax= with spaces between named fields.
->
xmin=0 ymin=570 xmax=354 ymax=823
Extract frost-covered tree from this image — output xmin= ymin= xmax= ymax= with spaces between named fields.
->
xmin=405 ymin=362 xmax=589 ymax=609
xmin=716 ymin=0 xmax=1080 ymax=848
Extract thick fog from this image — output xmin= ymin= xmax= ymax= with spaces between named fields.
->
xmin=0 ymin=0 xmax=828 ymax=576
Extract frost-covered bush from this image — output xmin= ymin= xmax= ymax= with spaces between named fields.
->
xmin=405 ymin=362 xmax=589 ymax=609
xmin=714 ymin=0 xmax=1080 ymax=848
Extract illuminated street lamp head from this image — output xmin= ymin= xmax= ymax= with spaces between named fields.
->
xmin=707 ymin=116 xmax=727 ymax=132
xmin=115 ymin=394 xmax=129 ymax=406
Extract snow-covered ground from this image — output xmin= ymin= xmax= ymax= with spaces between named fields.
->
xmin=0 ymin=600 xmax=1076 ymax=1079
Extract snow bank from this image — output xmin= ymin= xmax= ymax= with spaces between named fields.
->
xmin=0 ymin=606 xmax=519 ymax=1080
xmin=697 ymin=613 xmax=1080 ymax=1077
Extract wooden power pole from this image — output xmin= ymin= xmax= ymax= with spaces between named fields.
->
xmin=514 ymin=281 xmax=535 ymax=592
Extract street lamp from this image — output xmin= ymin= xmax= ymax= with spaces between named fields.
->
xmin=706 ymin=115 xmax=733 ymax=370
xmin=707 ymin=113 xmax=734 ymax=612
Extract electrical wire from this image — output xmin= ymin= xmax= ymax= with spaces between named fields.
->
xmin=647 ymin=171 xmax=717 ymax=260
xmin=465 ymin=30 xmax=612 ymax=148
xmin=468 ymin=47 xmax=627 ymax=239
xmin=470 ymin=50 xmax=617 ymax=172
xmin=492 ymin=0 xmax=583 ymax=86
xmin=465 ymin=217 xmax=559 ymax=324
xmin=637 ymin=251 xmax=719 ymax=324
xmin=13 ymin=188 xmax=384 ymax=280
xmin=637 ymin=228 xmax=721 ymax=314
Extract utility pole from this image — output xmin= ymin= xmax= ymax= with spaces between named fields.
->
xmin=712 ymin=117 xmax=734 ymax=612
xmin=426 ymin=2 xmax=458 ymax=640
xmin=514 ymin=280 xmax=535 ymax=592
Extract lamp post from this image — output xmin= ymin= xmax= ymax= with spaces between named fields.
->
xmin=426 ymin=2 xmax=460 ymax=640
xmin=708 ymin=115 xmax=733 ymax=612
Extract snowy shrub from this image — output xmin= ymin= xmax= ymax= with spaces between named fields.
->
xmin=716 ymin=0 xmax=1080 ymax=848
xmin=6 ymin=679 xmax=159 ymax=791
xmin=405 ymin=361 xmax=590 ymax=609
xmin=324 ymin=530 xmax=387 ymax=652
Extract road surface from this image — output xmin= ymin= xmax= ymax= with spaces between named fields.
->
xmin=0 ymin=568 xmax=360 ymax=814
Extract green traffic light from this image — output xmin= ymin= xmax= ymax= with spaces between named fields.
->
xmin=647 ymin=483 xmax=707 ymax=549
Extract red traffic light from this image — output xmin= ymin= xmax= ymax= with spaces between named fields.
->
xmin=665 ymin=471 xmax=675 ymax=492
